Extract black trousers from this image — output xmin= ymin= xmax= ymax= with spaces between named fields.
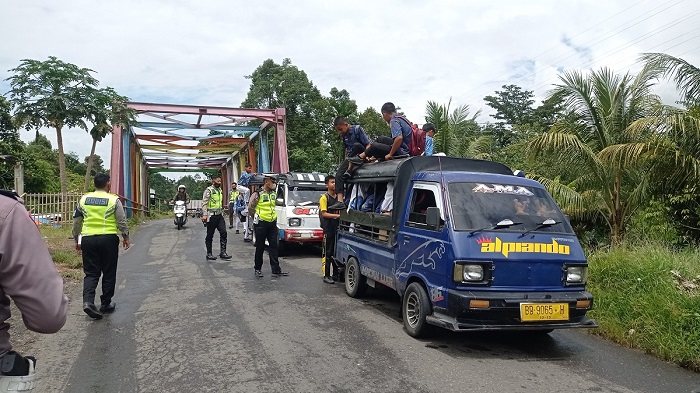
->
xmin=205 ymin=214 xmax=227 ymax=253
xmin=82 ymin=234 xmax=119 ymax=305
xmin=228 ymin=203 xmax=235 ymax=226
xmin=365 ymin=136 xmax=394 ymax=159
xmin=335 ymin=142 xmax=366 ymax=196
xmin=254 ymin=220 xmax=281 ymax=272
xmin=323 ymin=232 xmax=338 ymax=277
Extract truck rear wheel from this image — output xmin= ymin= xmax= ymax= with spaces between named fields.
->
xmin=344 ymin=257 xmax=366 ymax=298
xmin=402 ymin=282 xmax=434 ymax=338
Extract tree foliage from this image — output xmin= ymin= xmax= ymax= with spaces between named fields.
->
xmin=0 ymin=97 xmax=23 ymax=189
xmin=484 ymin=84 xmax=535 ymax=126
xmin=528 ymin=66 xmax=663 ymax=244
xmin=242 ymin=58 xmax=333 ymax=172
xmin=5 ymin=56 xmax=131 ymax=196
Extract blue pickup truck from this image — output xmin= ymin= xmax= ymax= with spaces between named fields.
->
xmin=335 ymin=156 xmax=597 ymax=337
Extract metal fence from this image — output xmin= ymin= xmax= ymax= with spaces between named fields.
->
xmin=23 ymin=193 xmax=82 ymax=226
xmin=22 ymin=193 xmax=150 ymax=226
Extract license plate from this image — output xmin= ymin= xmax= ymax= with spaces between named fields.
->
xmin=520 ymin=303 xmax=569 ymax=322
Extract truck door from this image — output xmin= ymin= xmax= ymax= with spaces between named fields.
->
xmin=396 ymin=182 xmax=449 ymax=291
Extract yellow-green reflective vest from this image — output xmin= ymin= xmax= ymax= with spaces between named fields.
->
xmin=256 ymin=191 xmax=277 ymax=222
xmin=79 ymin=191 xmax=119 ymax=235
xmin=229 ymin=190 xmax=240 ymax=203
xmin=207 ymin=186 xmax=223 ymax=211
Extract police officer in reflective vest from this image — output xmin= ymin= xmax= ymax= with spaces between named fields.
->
xmin=72 ymin=173 xmax=130 ymax=320
xmin=247 ymin=174 xmax=288 ymax=277
xmin=202 ymin=176 xmax=232 ymax=260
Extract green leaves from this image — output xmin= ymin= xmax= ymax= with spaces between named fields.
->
xmin=5 ymin=56 xmax=131 ymax=195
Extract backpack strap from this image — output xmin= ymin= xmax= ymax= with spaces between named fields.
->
xmin=394 ymin=115 xmax=414 ymax=138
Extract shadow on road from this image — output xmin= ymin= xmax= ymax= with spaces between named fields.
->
xmin=352 ymin=283 xmax=579 ymax=363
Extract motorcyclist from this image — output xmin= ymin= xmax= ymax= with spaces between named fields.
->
xmin=172 ymin=185 xmax=190 ymax=205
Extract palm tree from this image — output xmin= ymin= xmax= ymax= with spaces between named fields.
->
xmin=640 ymin=53 xmax=700 ymax=105
xmin=528 ymin=65 xmax=662 ymax=244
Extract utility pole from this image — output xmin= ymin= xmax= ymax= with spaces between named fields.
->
xmin=14 ymin=161 xmax=24 ymax=196
xmin=0 ymin=155 xmax=23 ymax=195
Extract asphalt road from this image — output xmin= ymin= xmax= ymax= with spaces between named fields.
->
xmin=19 ymin=219 xmax=700 ymax=392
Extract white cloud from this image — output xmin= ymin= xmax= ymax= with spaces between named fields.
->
xmin=2 ymin=0 xmax=699 ymax=178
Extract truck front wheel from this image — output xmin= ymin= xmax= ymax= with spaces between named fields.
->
xmin=402 ymin=282 xmax=434 ymax=338
xmin=344 ymin=257 xmax=366 ymax=298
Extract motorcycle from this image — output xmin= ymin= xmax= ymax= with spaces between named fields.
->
xmin=173 ymin=200 xmax=188 ymax=230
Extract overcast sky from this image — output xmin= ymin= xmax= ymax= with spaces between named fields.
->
xmin=2 ymin=0 xmax=699 ymax=178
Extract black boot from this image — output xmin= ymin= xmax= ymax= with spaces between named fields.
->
xmin=206 ymin=241 xmax=217 ymax=260
xmin=219 ymin=241 xmax=232 ymax=260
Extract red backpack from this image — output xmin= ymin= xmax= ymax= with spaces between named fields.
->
xmin=396 ymin=116 xmax=426 ymax=156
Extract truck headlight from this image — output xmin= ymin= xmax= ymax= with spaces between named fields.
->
xmin=288 ymin=218 xmax=301 ymax=227
xmin=565 ymin=265 xmax=588 ymax=285
xmin=453 ymin=262 xmax=490 ymax=283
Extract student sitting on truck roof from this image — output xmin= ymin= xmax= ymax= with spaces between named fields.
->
xmin=330 ymin=117 xmax=372 ymax=212
xmin=329 ymin=103 xmax=412 ymax=210
xmin=348 ymin=102 xmax=411 ymax=164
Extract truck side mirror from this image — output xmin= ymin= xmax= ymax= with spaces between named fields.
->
xmin=426 ymin=207 xmax=441 ymax=229
xmin=276 ymin=198 xmax=285 ymax=206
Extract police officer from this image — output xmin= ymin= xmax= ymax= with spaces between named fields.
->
xmin=202 ymin=176 xmax=232 ymax=260
xmin=73 ymin=173 xmax=130 ymax=320
xmin=248 ymin=174 xmax=288 ymax=277
xmin=0 ymin=190 xmax=68 ymax=389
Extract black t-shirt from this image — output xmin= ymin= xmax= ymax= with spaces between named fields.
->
xmin=320 ymin=193 xmax=339 ymax=233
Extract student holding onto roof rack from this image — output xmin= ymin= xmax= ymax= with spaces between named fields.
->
xmin=329 ymin=116 xmax=372 ymax=212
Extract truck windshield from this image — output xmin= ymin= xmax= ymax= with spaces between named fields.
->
xmin=447 ymin=182 xmax=574 ymax=234
xmin=286 ymin=187 xmax=326 ymax=206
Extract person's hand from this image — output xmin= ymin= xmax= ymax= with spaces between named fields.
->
xmin=75 ymin=243 xmax=81 ymax=252
xmin=202 ymin=215 xmax=208 ymax=223
xmin=123 ymin=239 xmax=131 ymax=250
xmin=384 ymin=154 xmax=393 ymax=161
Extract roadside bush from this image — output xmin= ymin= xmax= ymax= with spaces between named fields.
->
xmin=587 ymin=244 xmax=700 ymax=371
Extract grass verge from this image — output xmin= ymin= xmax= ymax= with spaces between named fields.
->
xmin=587 ymin=244 xmax=700 ymax=372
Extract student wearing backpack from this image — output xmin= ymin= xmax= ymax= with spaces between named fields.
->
xmin=331 ymin=103 xmax=412 ymax=210
xmin=348 ymin=102 xmax=411 ymax=163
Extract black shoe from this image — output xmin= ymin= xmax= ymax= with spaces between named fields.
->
xmin=272 ymin=271 xmax=289 ymax=276
xmin=236 ymin=230 xmax=240 ymax=234
xmin=206 ymin=253 xmax=217 ymax=260
xmin=229 ymin=226 xmax=233 ymax=229
xmin=323 ymin=276 xmax=335 ymax=284
xmin=83 ymin=302 xmax=103 ymax=320
xmin=255 ymin=270 xmax=264 ymax=278
xmin=328 ymin=202 xmax=346 ymax=210
xmin=348 ymin=156 xmax=366 ymax=165
xmin=220 ymin=252 xmax=232 ymax=260
xmin=244 ymin=238 xmax=252 ymax=243
xmin=100 ymin=302 xmax=116 ymax=314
